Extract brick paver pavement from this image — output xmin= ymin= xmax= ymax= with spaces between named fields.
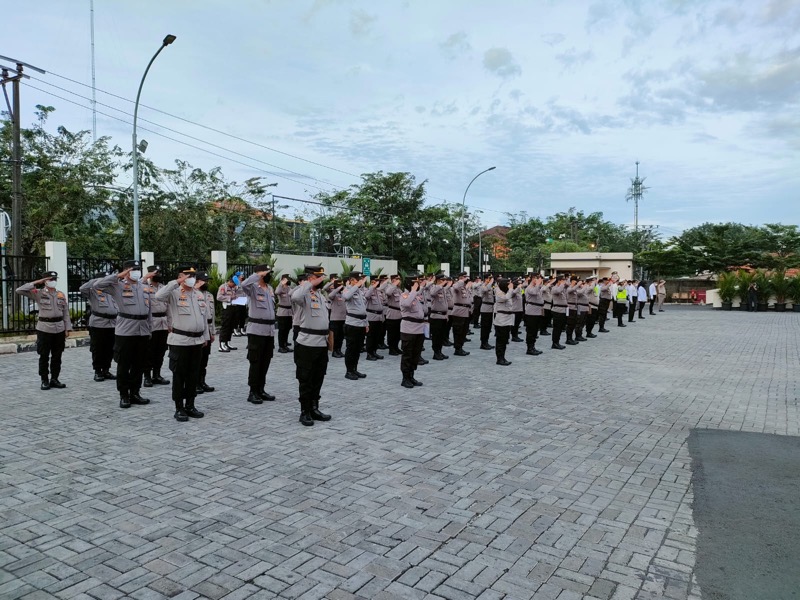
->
xmin=1 ymin=306 xmax=798 ymax=600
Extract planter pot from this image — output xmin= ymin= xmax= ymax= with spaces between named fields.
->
xmin=774 ymin=303 xmax=786 ymax=313
xmin=758 ymin=303 xmax=768 ymax=312
xmin=794 ymin=304 xmax=800 ymax=313
xmin=739 ymin=302 xmax=749 ymax=311
xmin=721 ymin=302 xmax=733 ymax=311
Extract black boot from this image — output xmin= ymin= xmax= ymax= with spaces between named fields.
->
xmin=258 ymin=389 xmax=276 ymax=401
xmin=119 ymin=392 xmax=131 ymax=409
xmin=527 ymin=346 xmax=542 ymax=356
xmin=94 ymin=371 xmax=105 ymax=382
xmin=184 ymin=399 xmax=204 ymax=418
xmin=417 ymin=357 xmax=429 ymax=365
xmin=433 ymin=352 xmax=447 ymax=361
xmin=41 ymin=378 xmax=51 ymax=390
xmin=410 ymin=376 xmax=423 ymax=386
xmin=496 ymin=358 xmax=512 ymax=366
xmin=49 ymin=378 xmax=66 ymax=389
xmin=332 ymin=350 xmax=345 ymax=358
xmin=311 ymin=400 xmax=331 ymax=421
xmin=143 ymin=372 xmax=153 ymax=387
xmin=129 ymin=392 xmax=150 ymax=405
xmin=480 ymin=343 xmax=495 ymax=350
xmin=366 ymin=352 xmax=379 ymax=361
xmin=219 ymin=342 xmax=230 ymax=353
xmin=152 ymin=371 xmax=170 ymax=385
xmin=345 ymin=371 xmax=359 ymax=380
xmin=174 ymin=400 xmax=188 ymax=422
xmin=299 ymin=411 xmax=314 ymax=426
xmin=551 ymin=343 xmax=565 ymax=350
xmin=454 ymin=348 xmax=470 ymax=356
xmin=201 ymin=380 xmax=215 ymax=392
xmin=102 ymin=371 xmax=117 ymax=380
xmin=247 ymin=390 xmax=264 ymax=404
xmin=511 ymin=335 xmax=524 ymax=343
xmin=388 ymin=348 xmax=402 ymax=356
xmin=401 ymin=376 xmax=415 ymax=388
xmin=196 ymin=383 xmax=205 ymax=394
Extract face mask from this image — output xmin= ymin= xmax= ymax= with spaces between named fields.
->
xmin=129 ymin=270 xmax=142 ymax=282
xmin=46 ymin=280 xmax=57 ymax=289
xmin=185 ymin=277 xmax=196 ymax=287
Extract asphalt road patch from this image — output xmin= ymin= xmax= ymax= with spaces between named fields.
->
xmin=688 ymin=429 xmax=800 ymax=599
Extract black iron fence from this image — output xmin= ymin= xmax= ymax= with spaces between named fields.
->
xmin=227 ymin=263 xmax=257 ymax=278
xmin=1 ymin=254 xmax=50 ymax=335
xmin=156 ymin=260 xmax=211 ymax=279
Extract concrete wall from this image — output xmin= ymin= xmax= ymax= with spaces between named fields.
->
xmin=270 ymin=254 xmax=398 ymax=278
xmin=549 ymin=252 xmax=635 ymax=279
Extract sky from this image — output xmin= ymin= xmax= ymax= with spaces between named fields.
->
xmin=6 ymin=0 xmax=800 ymax=239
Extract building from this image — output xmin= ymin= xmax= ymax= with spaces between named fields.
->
xmin=549 ymin=252 xmax=634 ymax=280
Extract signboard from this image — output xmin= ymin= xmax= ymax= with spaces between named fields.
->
xmin=362 ymin=257 xmax=371 ymax=277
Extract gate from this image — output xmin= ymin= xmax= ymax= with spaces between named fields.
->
xmin=0 ymin=253 xmax=49 ymax=334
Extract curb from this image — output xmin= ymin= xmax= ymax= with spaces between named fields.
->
xmin=0 ymin=337 xmax=91 ymax=355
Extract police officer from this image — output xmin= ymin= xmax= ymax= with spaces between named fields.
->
xmin=240 ymin=264 xmax=278 ymax=404
xmin=342 ymin=271 xmax=368 ymax=380
xmin=155 ymin=266 xmax=209 ymax=421
xmin=144 ymin=265 xmax=171 ymax=387
xmin=324 ymin=275 xmax=346 ymax=358
xmin=195 ymin=271 xmax=216 ymax=394
xmin=216 ymin=274 xmax=240 ymax=352
xmin=79 ymin=271 xmax=117 ymax=382
xmin=598 ymin=277 xmax=612 ymax=333
xmin=565 ymin=276 xmax=580 ymax=345
xmin=428 ymin=273 xmax=451 ymax=360
xmin=291 ymin=265 xmax=332 ymax=426
xmin=523 ymin=273 xmax=544 ymax=356
xmin=585 ymin=276 xmax=599 ymax=338
xmin=383 ymin=274 xmax=403 ymax=356
xmin=510 ymin=277 xmax=524 ymax=343
xmin=292 ymin=274 xmax=307 ymax=344
xmin=276 ymin=274 xmax=294 ymax=353
xmin=471 ymin=276 xmax=483 ymax=329
xmin=399 ymin=273 xmax=425 ymax=388
xmin=550 ymin=275 xmax=568 ymax=349
xmin=96 ymin=260 xmax=154 ymax=408
xmin=575 ymin=279 xmax=589 ymax=342
xmin=16 ymin=271 xmax=72 ymax=389
xmin=364 ymin=276 xmax=385 ymax=361
xmin=493 ymin=277 xmax=516 ymax=366
xmin=450 ymin=272 xmax=472 ymax=356
xmin=479 ymin=274 xmax=495 ymax=350
xmin=540 ymin=277 xmax=553 ymax=336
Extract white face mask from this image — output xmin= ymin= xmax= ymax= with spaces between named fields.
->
xmin=129 ymin=270 xmax=142 ymax=282
xmin=46 ymin=280 xmax=57 ymax=289
xmin=185 ymin=277 xmax=196 ymax=288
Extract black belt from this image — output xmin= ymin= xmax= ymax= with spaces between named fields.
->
xmin=152 ymin=312 xmax=167 ymax=317
xmin=366 ymin=309 xmax=383 ymax=314
xmin=431 ymin=310 xmax=448 ymax=315
xmin=248 ymin=317 xmax=276 ymax=325
xmin=347 ymin=312 xmax=367 ymax=319
xmin=388 ymin=304 xmax=400 ymax=310
xmin=531 ymin=302 xmax=545 ymax=306
xmin=278 ymin=305 xmax=292 ymax=309
xmin=38 ymin=316 xmax=63 ymax=323
xmin=118 ymin=312 xmax=148 ymax=320
xmin=578 ymin=304 xmax=589 ymax=307
xmin=455 ymin=303 xmax=471 ymax=307
xmin=497 ymin=310 xmax=515 ymax=314
xmin=299 ymin=327 xmax=328 ymax=336
xmin=483 ymin=301 xmax=494 ymax=305
xmin=172 ymin=328 xmax=203 ymax=338
xmin=207 ymin=318 xmax=213 ymax=323
xmin=92 ymin=311 xmax=116 ymax=319
xmin=402 ymin=317 xmax=425 ymax=323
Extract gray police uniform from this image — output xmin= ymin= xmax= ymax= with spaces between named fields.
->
xmin=80 ymin=277 xmax=117 ymax=376
xmin=400 ymin=289 xmax=426 ymax=381
xmin=342 ymin=285 xmax=368 ymax=374
xmin=241 ymin=273 xmax=277 ymax=397
xmin=16 ymin=282 xmax=72 ymax=384
xmin=291 ymin=281 xmax=331 ymax=416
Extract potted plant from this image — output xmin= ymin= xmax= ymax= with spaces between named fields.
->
xmin=770 ymin=269 xmax=790 ymax=312
xmin=753 ymin=270 xmax=771 ymax=311
xmin=789 ymin=276 xmax=800 ymax=312
xmin=716 ymin=271 xmax=737 ymax=310
xmin=736 ymin=270 xmax=754 ymax=311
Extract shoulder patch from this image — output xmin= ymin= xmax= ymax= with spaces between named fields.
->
xmin=56 ymin=292 xmax=66 ymax=299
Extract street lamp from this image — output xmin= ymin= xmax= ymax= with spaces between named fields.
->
xmin=460 ymin=166 xmax=495 ymax=272
xmin=132 ymin=34 xmax=176 ymax=261
xmin=474 ymin=209 xmax=484 ymax=275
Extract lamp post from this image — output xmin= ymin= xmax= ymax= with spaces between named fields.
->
xmin=132 ymin=34 xmax=176 ymax=261
xmin=459 ymin=166 xmax=495 ymax=272
xmin=474 ymin=209 xmax=484 ymax=275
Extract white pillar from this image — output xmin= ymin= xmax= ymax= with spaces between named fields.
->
xmin=211 ymin=250 xmax=227 ymax=278
xmin=45 ymin=241 xmax=68 ymax=297
xmin=440 ymin=262 xmax=450 ymax=277
xmin=464 ymin=266 xmax=471 ymax=277
xmin=417 ymin=264 xmax=424 ymax=275
xmin=140 ymin=251 xmax=155 ymax=269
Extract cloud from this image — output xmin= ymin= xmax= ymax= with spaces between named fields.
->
xmin=440 ymin=31 xmax=471 ymax=59
xmin=430 ymin=101 xmax=458 ymax=117
xmin=350 ymin=9 xmax=376 ymax=36
xmin=586 ymin=2 xmax=614 ymax=30
xmin=554 ymin=47 xmax=595 ymax=71
xmin=483 ymin=47 xmax=522 ymax=79
xmin=541 ymin=33 xmax=565 ymax=47
xmin=713 ymin=6 xmax=745 ymax=29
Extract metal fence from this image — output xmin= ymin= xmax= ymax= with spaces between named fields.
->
xmin=156 ymin=260 xmax=211 ymax=278
xmin=0 ymin=253 xmax=50 ymax=334
xmin=228 ymin=263 xmax=257 ymax=278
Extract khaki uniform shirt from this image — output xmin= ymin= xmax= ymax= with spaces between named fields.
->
xmin=291 ymin=282 xmax=330 ymax=348
xmin=493 ymin=288 xmax=517 ymax=326
xmin=241 ymin=273 xmax=276 ymax=336
xmin=400 ymin=289 xmax=425 ymax=334
xmin=327 ymin=285 xmax=346 ymax=321
xmin=428 ymin=284 xmax=449 ymax=320
xmin=343 ymin=285 xmax=368 ymax=327
xmin=365 ymin=286 xmax=385 ymax=322
xmin=451 ymin=280 xmax=471 ymax=318
xmin=524 ymin=283 xmax=544 ymax=316
xmin=276 ymin=282 xmax=294 ymax=317
xmin=79 ymin=277 xmax=117 ymax=329
xmin=147 ymin=282 xmax=170 ymax=331
xmin=95 ymin=274 xmax=152 ymax=336
xmin=551 ymin=283 xmax=568 ymax=314
xmin=383 ymin=282 xmax=402 ymax=320
xmin=16 ymin=283 xmax=72 ymax=334
xmin=154 ymin=281 xmax=208 ymax=346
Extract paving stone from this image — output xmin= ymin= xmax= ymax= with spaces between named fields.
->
xmin=1 ymin=307 xmax=797 ymax=600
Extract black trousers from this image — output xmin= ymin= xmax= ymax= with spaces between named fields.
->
xmin=37 ymin=331 xmax=65 ymax=381
xmin=220 ymin=305 xmax=235 ymax=343
xmin=649 ymin=298 xmax=656 ymax=314
xmin=540 ymin=309 xmax=551 ymax=334
xmin=566 ymin=312 xmax=577 ymax=340
xmin=147 ymin=329 xmax=169 ymax=375
xmin=480 ymin=311 xmax=493 ymax=344
xmin=512 ymin=312 xmax=523 ymax=337
xmin=294 ymin=343 xmax=328 ymax=412
xmin=524 ymin=314 xmax=540 ymax=348
xmin=444 ymin=317 xmax=453 ymax=341
xmin=575 ymin=312 xmax=587 ymax=337
xmin=114 ymin=335 xmax=149 ymax=395
xmin=471 ymin=297 xmax=483 ymax=327
xmin=551 ymin=312 xmax=566 ymax=345
xmin=586 ymin=309 xmax=597 ymax=334
xmin=88 ymin=326 xmax=114 ymax=373
xmin=344 ymin=324 xmax=366 ymax=372
xmin=430 ymin=318 xmax=447 ymax=353
xmin=247 ymin=334 xmax=274 ymax=393
xmin=614 ymin=302 xmax=627 ymax=325
xmin=366 ymin=320 xmax=384 ymax=354
xmin=277 ymin=316 xmax=292 ymax=348
xmin=598 ymin=299 xmax=610 ymax=329
xmin=628 ymin=300 xmax=637 ymax=321
xmin=168 ymin=344 xmax=202 ymax=407
xmin=400 ymin=332 xmax=424 ymax=377
xmin=233 ymin=305 xmax=248 ymax=330
xmin=329 ymin=320 xmax=344 ymax=352
xmin=638 ymin=301 xmax=646 ymax=319
xmin=451 ymin=316 xmax=469 ymax=350
xmin=199 ymin=342 xmax=211 ymax=380
xmin=495 ymin=325 xmax=511 ymax=361
xmin=385 ymin=318 xmax=401 ymax=351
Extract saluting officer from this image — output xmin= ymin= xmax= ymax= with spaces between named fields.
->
xmin=240 ymin=265 xmax=278 ymax=404
xmin=16 ymin=271 xmax=72 ymax=389
xmin=598 ymin=277 xmax=612 ymax=333
xmin=291 ymin=265 xmax=332 ymax=426
xmin=364 ymin=276 xmax=385 ymax=361
xmin=383 ymin=274 xmax=403 ymax=356
xmin=471 ymin=276 xmax=483 ymax=329
xmin=342 ymin=271 xmax=368 ymax=380
xmin=155 ymin=266 xmax=209 ymax=421
xmin=276 ymin=274 xmax=294 ymax=353
xmin=399 ymin=273 xmax=425 ymax=388
xmin=584 ymin=276 xmax=599 ymax=338
xmin=540 ymin=277 xmax=553 ymax=335
xmin=144 ymin=265 xmax=170 ymax=387
xmin=195 ymin=271 xmax=216 ymax=394
xmin=565 ymin=276 xmax=580 ymax=345
xmin=428 ymin=273 xmax=451 ymax=360
xmin=79 ymin=271 xmax=117 ymax=382
xmin=479 ymin=274 xmax=495 ymax=350
xmin=550 ymin=275 xmax=568 ymax=349
xmin=492 ymin=277 xmax=517 ymax=366
xmin=95 ymin=260 xmax=154 ymax=408
xmin=575 ymin=279 xmax=589 ymax=342
xmin=216 ymin=274 xmax=240 ymax=352
xmin=450 ymin=272 xmax=472 ymax=356
xmin=510 ymin=277 xmax=524 ymax=343
xmin=523 ymin=273 xmax=544 ymax=356
xmin=324 ymin=275 xmax=346 ymax=358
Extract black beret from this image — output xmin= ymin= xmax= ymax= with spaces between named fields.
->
xmin=253 ymin=264 xmax=272 ymax=272
xmin=304 ymin=265 xmax=324 ymax=276
xmin=123 ymin=259 xmax=142 ymax=269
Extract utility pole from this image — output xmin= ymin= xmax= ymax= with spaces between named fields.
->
xmin=90 ymin=0 xmax=97 ymax=141
xmin=626 ymin=161 xmax=648 ymax=234
xmin=0 ymin=56 xmax=46 ymax=257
